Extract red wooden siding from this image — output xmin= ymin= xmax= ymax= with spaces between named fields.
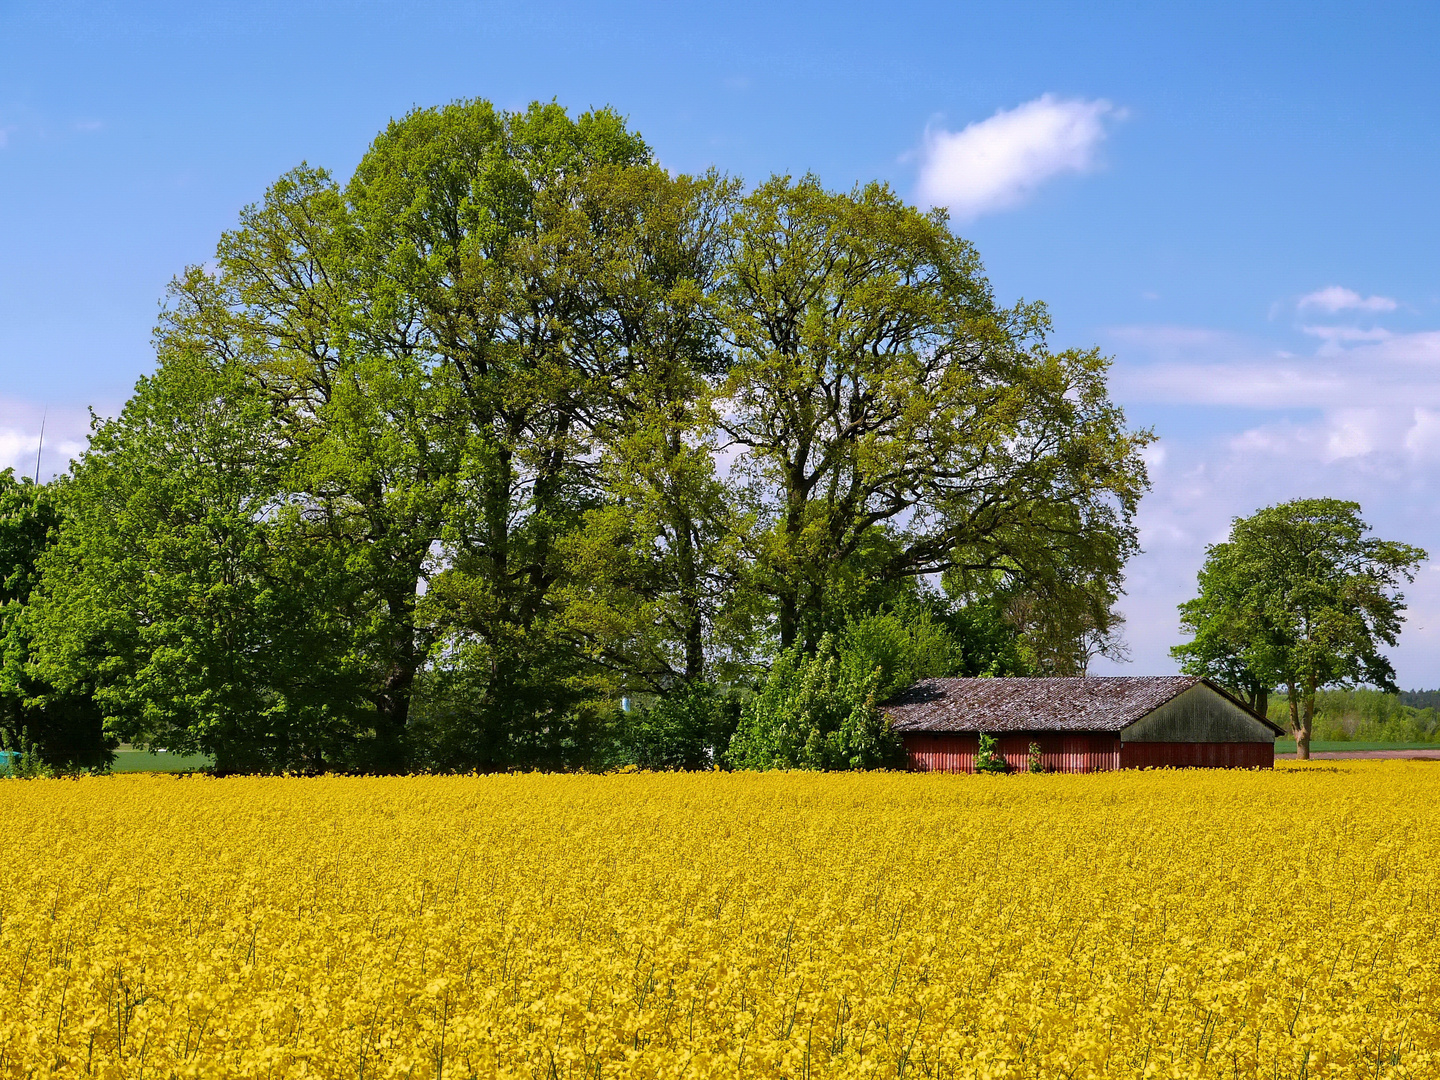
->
xmin=1119 ymin=741 xmax=1273 ymax=770
xmin=904 ymin=732 xmax=979 ymax=773
xmin=903 ymin=732 xmax=1121 ymax=774
xmin=902 ymin=732 xmax=1272 ymax=773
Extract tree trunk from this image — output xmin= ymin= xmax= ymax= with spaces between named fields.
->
xmin=1254 ymin=687 xmax=1268 ymax=722
xmin=1299 ymin=682 xmax=1316 ymax=761
xmin=372 ymin=555 xmax=427 ymax=771
xmin=778 ymin=592 xmax=799 ymax=652
xmin=670 ymin=487 xmax=705 ymax=683
xmin=673 ymin=552 xmax=705 ymax=681
xmin=374 ymin=637 xmax=418 ymax=770
xmin=1287 ymin=680 xmax=1306 ymax=760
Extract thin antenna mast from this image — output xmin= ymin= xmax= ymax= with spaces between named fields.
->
xmin=33 ymin=409 xmax=46 ymax=484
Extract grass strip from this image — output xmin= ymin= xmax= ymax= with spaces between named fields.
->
xmin=111 ymin=750 xmax=214 ymax=773
xmin=1273 ymin=739 xmax=1437 ymax=754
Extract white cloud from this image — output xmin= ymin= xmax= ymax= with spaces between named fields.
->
xmin=1297 ymin=285 xmax=1398 ymax=313
xmin=1404 ymin=409 xmax=1440 ymax=459
xmin=1093 ymin=415 xmax=1440 ymax=685
xmin=1107 ymin=324 xmax=1236 ymax=353
xmin=0 ymin=401 xmax=92 ymax=480
xmin=916 ymin=94 xmax=1117 ymax=219
xmin=1095 ymin=318 xmax=1440 ymax=686
xmin=1116 ymin=361 xmax=1346 ymax=409
xmin=0 ymin=430 xmax=38 ymax=472
xmin=1113 ymin=329 xmax=1440 ymax=410
xmin=1322 ymin=410 xmax=1380 ymax=461
xmin=1302 ymin=324 xmax=1393 ymax=345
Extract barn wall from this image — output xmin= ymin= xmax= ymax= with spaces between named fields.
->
xmin=1120 ymin=684 xmax=1274 ymax=743
xmin=1119 ymin=742 xmax=1273 ymax=769
xmin=904 ymin=732 xmax=977 ymax=773
xmin=901 ymin=731 xmax=1274 ymax=772
xmin=902 ymin=732 xmax=1121 ymax=774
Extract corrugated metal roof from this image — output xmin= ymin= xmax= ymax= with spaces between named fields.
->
xmin=881 ymin=676 xmax=1205 ymax=733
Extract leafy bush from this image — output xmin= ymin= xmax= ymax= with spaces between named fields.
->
xmin=727 ymin=635 xmax=902 ymax=771
xmin=838 ymin=609 xmax=951 ymax=700
xmin=614 ymin=683 xmax=741 ymax=771
xmin=835 ymin=596 xmax=1033 ymax=700
xmin=974 ymin=731 xmax=1008 ymax=774
xmin=0 ymin=727 xmax=52 ymax=778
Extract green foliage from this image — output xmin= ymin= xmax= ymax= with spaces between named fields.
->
xmin=0 ymin=470 xmax=112 ymax=770
xmin=23 ymin=98 xmax=1153 ymax=775
xmin=1269 ymin=688 xmax=1440 ymax=744
xmin=1173 ymin=498 xmax=1426 ymax=757
xmin=1028 ymin=741 xmax=1043 ymax=774
xmin=727 ymin=635 xmax=902 ymax=771
xmin=406 ymin=636 xmax=620 ymax=772
xmin=1400 ymin=689 xmax=1440 ymax=711
xmin=1173 ymin=543 xmax=1282 ymax=713
xmin=974 ymin=731 xmax=1008 ymax=774
xmin=128 ymin=99 xmax=713 ymax=772
xmin=837 ymin=610 xmax=945 ymax=701
xmin=718 ymin=175 xmax=1152 ymax=655
xmin=999 ymin=577 xmax=1131 ymax=676
xmin=0 ymin=727 xmax=52 ymax=778
xmin=611 ymin=682 xmax=742 ymax=771
xmin=29 ymin=356 xmax=371 ymax=773
xmin=927 ymin=598 xmax=1036 ymax=678
xmin=835 ymin=596 xmax=1031 ymax=703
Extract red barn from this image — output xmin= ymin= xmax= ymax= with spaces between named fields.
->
xmin=883 ymin=676 xmax=1282 ymax=773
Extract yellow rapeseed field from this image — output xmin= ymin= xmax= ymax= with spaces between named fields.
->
xmin=1 ymin=763 xmax=1437 ymax=1079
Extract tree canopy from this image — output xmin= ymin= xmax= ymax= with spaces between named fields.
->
xmin=15 ymin=98 xmax=1153 ymax=773
xmin=718 ymin=176 xmax=1151 ymax=657
xmin=0 ymin=469 xmax=110 ymax=769
xmin=1172 ymin=498 xmax=1426 ymax=758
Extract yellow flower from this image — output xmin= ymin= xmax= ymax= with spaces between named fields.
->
xmin=0 ymin=764 xmax=1436 ymax=1076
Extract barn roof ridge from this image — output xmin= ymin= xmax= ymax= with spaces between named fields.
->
xmin=880 ymin=675 xmax=1281 ymax=735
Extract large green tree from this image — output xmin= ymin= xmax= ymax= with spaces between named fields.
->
xmin=717 ymin=175 xmax=1152 ymax=656
xmin=551 ymin=167 xmax=749 ymax=692
xmin=152 ymin=99 xmax=734 ymax=769
xmin=1172 ymin=541 xmax=1286 ymax=717
xmin=28 ymin=101 xmax=1158 ymax=773
xmin=1172 ymin=498 xmax=1426 ymax=758
xmin=346 ymin=103 xmax=730 ymax=765
xmin=30 ymin=355 xmax=368 ymax=772
xmin=0 ymin=470 xmax=111 ymax=769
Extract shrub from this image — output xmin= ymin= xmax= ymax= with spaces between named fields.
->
xmin=614 ymin=683 xmax=741 ymax=771
xmin=974 ymin=731 xmax=1008 ymax=774
xmin=0 ymin=727 xmax=52 ymax=778
xmin=727 ymin=635 xmax=902 ymax=771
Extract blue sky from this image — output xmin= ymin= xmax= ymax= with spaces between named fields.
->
xmin=4 ymin=1 xmax=1440 ymax=682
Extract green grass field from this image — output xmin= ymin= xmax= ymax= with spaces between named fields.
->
xmin=1273 ymin=739 xmax=1437 ymax=754
xmin=111 ymin=749 xmax=214 ymax=773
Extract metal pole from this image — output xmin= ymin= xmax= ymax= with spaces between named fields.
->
xmin=33 ymin=408 xmax=46 ymax=484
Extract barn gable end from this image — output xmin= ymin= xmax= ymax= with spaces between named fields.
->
xmin=1120 ymin=683 xmax=1277 ymax=744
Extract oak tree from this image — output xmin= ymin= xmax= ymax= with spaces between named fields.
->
xmin=1172 ymin=499 xmax=1426 ymax=758
xmin=717 ymin=175 xmax=1152 ymax=654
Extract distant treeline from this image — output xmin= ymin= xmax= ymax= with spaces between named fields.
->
xmin=1399 ymin=689 xmax=1440 ymax=712
xmin=1268 ymin=688 xmax=1440 ymax=743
